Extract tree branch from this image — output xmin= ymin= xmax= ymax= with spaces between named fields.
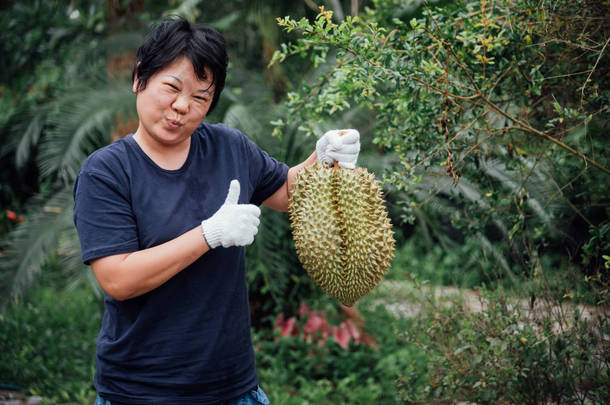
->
xmin=480 ymin=95 xmax=610 ymax=175
xmin=580 ymin=36 xmax=610 ymax=106
xmin=430 ymin=23 xmax=610 ymax=176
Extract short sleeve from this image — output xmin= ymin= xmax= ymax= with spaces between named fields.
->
xmin=244 ymin=137 xmax=289 ymax=206
xmin=73 ymin=169 xmax=139 ymax=264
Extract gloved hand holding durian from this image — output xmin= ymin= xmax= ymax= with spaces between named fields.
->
xmin=316 ymin=129 xmax=360 ymax=169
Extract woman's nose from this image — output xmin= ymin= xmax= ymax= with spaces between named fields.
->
xmin=172 ymin=94 xmax=189 ymax=114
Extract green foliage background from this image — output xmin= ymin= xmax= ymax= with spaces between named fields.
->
xmin=0 ymin=0 xmax=608 ymax=404
xmin=270 ymin=0 xmax=609 ymax=287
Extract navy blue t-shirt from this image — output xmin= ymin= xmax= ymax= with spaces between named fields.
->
xmin=73 ymin=123 xmax=288 ymax=404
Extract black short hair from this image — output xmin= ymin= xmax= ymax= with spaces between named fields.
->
xmin=132 ymin=17 xmax=228 ymax=114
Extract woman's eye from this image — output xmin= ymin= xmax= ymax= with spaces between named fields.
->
xmin=166 ymin=83 xmax=179 ymax=90
xmin=195 ymin=96 xmax=209 ymax=102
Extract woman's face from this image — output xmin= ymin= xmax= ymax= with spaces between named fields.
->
xmin=133 ymin=56 xmax=214 ymax=148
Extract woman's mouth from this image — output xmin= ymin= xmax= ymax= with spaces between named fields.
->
xmin=166 ymin=118 xmax=183 ymax=129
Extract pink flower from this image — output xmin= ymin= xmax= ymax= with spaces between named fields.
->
xmin=281 ymin=317 xmax=298 ymax=337
xmin=334 ymin=322 xmax=351 ymax=349
xmin=343 ymin=319 xmax=361 ymax=342
xmin=6 ymin=210 xmax=17 ymax=222
xmin=275 ymin=313 xmax=299 ymax=337
xmin=318 ymin=324 xmax=335 ymax=346
xmin=303 ymin=310 xmax=326 ymax=334
xmin=272 ymin=303 xmax=377 ymax=350
xmin=303 ymin=310 xmax=331 ymax=345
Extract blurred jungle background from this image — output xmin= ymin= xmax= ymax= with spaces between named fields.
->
xmin=0 ymin=0 xmax=608 ymax=403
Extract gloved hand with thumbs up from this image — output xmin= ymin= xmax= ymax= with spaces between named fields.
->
xmin=201 ymin=179 xmax=261 ymax=248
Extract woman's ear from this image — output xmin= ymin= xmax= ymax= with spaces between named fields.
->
xmin=132 ymin=62 xmax=141 ymax=93
xmin=132 ymin=75 xmax=139 ymax=94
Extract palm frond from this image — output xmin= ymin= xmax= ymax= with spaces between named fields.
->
xmin=481 ymin=158 xmax=556 ymax=232
xmin=414 ymin=169 xmax=509 ymax=236
xmin=223 ymin=103 xmax=265 ymax=138
xmin=15 ymin=110 xmax=47 ymax=169
xmin=0 ymin=102 xmax=47 ymax=166
xmin=0 ymin=185 xmax=79 ymax=306
xmin=37 ymin=81 xmax=136 ymax=183
xmin=58 ymin=223 xmax=100 ymax=297
xmin=475 ymin=232 xmax=518 ymax=284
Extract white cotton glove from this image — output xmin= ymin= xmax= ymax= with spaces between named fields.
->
xmin=201 ymin=180 xmax=261 ymax=248
xmin=316 ymin=129 xmax=360 ymax=169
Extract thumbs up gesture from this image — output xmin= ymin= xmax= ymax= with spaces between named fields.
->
xmin=201 ymin=180 xmax=261 ymax=248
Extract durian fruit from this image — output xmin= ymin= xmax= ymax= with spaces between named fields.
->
xmin=289 ymin=162 xmax=395 ymax=306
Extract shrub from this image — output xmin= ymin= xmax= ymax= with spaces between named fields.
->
xmin=397 ymin=287 xmax=610 ymax=404
xmin=0 ymin=273 xmax=101 ymax=404
xmin=254 ymin=300 xmax=427 ymax=404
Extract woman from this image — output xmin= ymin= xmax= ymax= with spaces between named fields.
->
xmin=73 ymin=17 xmax=359 ymax=404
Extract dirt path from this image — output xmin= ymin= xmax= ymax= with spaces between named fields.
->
xmin=374 ymin=280 xmax=608 ymax=335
